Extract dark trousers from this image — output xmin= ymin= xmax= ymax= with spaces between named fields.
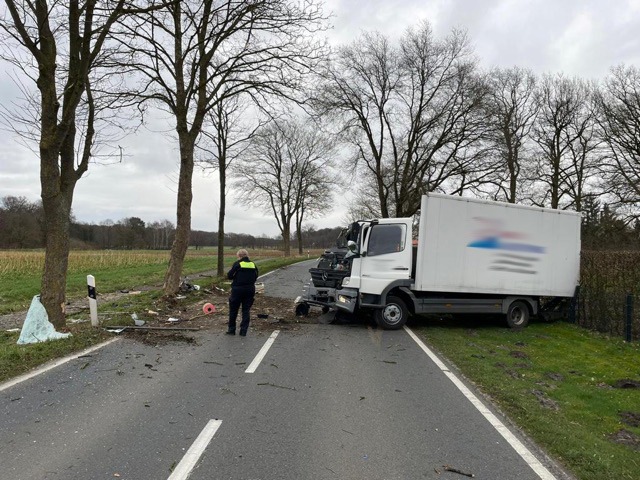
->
xmin=228 ymin=285 xmax=255 ymax=333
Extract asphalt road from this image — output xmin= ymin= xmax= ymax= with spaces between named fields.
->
xmin=0 ymin=260 xmax=571 ymax=479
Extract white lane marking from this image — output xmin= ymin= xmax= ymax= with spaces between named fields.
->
xmin=168 ymin=419 xmax=222 ymax=480
xmin=245 ymin=330 xmax=280 ymax=373
xmin=404 ymin=326 xmax=557 ymax=480
xmin=0 ymin=338 xmax=120 ymax=393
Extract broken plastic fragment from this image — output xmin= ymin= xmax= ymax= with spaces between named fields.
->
xmin=105 ymin=328 xmax=126 ymax=334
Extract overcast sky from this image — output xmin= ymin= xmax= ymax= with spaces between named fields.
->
xmin=1 ymin=0 xmax=639 ymax=237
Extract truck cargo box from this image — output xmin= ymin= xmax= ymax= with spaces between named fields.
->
xmin=414 ymin=193 xmax=581 ymax=297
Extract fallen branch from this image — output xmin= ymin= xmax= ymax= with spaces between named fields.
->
xmin=257 ymin=382 xmax=297 ymax=391
xmin=443 ymin=465 xmax=474 ymax=477
xmin=104 ymin=326 xmax=200 ymax=332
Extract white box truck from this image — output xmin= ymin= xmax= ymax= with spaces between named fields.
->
xmin=326 ymin=193 xmax=581 ymax=329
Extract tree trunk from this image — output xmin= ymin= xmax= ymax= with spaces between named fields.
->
xmin=163 ymin=137 xmax=194 ymax=296
xmin=296 ymin=220 xmax=303 ymax=255
xmin=40 ymin=177 xmax=73 ymax=329
xmin=282 ymin=225 xmax=291 ymax=257
xmin=217 ymin=166 xmax=226 ymax=277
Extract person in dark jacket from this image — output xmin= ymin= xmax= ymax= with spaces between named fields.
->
xmin=226 ymin=249 xmax=259 ymax=336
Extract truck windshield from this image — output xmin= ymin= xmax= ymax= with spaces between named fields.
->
xmin=367 ymin=224 xmax=406 ymax=256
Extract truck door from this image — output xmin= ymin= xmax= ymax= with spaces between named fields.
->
xmin=360 ymin=219 xmax=412 ymax=296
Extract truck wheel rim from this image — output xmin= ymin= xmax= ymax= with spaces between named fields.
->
xmin=383 ymin=305 xmax=402 ymax=325
xmin=510 ymin=308 xmax=524 ymax=325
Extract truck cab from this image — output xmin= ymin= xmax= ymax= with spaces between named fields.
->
xmin=337 ymin=218 xmax=414 ymax=328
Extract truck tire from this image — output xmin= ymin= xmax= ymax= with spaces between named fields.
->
xmin=506 ymin=301 xmax=529 ymax=328
xmin=295 ymin=302 xmax=310 ymax=316
xmin=375 ymin=296 xmax=408 ymax=330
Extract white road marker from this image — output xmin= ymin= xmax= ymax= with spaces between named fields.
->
xmin=0 ymin=338 xmax=120 ymax=393
xmin=404 ymin=326 xmax=557 ymax=480
xmin=245 ymin=330 xmax=280 ymax=373
xmin=168 ymin=419 xmax=222 ymax=480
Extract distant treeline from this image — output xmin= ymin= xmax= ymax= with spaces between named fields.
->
xmin=0 ymin=196 xmax=343 ymax=251
xmin=3 ymin=194 xmax=640 ymax=251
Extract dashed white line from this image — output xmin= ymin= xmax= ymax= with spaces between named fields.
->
xmin=404 ymin=326 xmax=557 ymax=480
xmin=167 ymin=419 xmax=222 ymax=480
xmin=245 ymin=330 xmax=280 ymax=373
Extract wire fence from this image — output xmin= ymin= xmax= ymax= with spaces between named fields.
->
xmin=573 ymin=251 xmax=640 ymax=341
xmin=574 ymin=289 xmax=637 ymax=341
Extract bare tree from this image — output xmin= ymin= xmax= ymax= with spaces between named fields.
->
xmin=0 ymin=1 xmax=160 ymax=327
xmin=482 ymin=67 xmax=538 ymax=203
xmin=531 ymin=74 xmax=600 ymax=210
xmin=115 ymin=0 xmax=328 ymax=296
xmin=313 ymin=21 xmax=487 ymax=218
xmin=198 ymin=93 xmax=264 ymax=276
xmin=597 ymin=65 xmax=640 ymax=218
xmin=234 ymin=117 xmax=338 ymax=256
xmin=291 ymin=121 xmax=339 ymax=254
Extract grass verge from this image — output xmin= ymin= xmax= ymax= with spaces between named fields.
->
xmin=413 ymin=316 xmax=640 ymax=480
xmin=0 ymin=254 xmax=314 ymax=384
xmin=0 ymin=327 xmax=112 ymax=385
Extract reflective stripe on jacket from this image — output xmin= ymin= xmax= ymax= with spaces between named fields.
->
xmin=227 ymin=257 xmax=259 ymax=287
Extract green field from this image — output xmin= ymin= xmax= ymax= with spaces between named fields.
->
xmin=0 ymin=248 xmax=298 ymax=314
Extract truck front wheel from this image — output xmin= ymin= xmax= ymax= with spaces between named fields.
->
xmin=375 ymin=296 xmax=408 ymax=330
xmin=506 ymin=301 xmax=530 ymax=328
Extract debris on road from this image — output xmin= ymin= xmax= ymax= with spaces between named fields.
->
xmin=257 ymin=382 xmax=297 ymax=391
xmin=104 ymin=325 xmax=200 ymax=332
xmin=443 ymin=464 xmax=474 ymax=477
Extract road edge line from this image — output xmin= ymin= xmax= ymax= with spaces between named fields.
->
xmin=404 ymin=326 xmax=557 ymax=480
xmin=0 ymin=337 xmax=120 ymax=393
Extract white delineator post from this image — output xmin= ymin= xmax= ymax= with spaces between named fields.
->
xmin=87 ymin=275 xmax=98 ymax=327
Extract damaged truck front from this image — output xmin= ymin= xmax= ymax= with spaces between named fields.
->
xmin=332 ymin=193 xmax=581 ymax=329
xmin=296 ymin=223 xmax=361 ymax=316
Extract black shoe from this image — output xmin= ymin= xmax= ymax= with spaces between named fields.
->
xmin=225 ymin=330 xmax=235 ymax=335
xmin=239 ymin=331 xmax=247 ymax=336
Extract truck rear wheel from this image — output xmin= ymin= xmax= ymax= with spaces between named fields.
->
xmin=506 ymin=301 xmax=529 ymax=328
xmin=375 ymin=296 xmax=408 ymax=330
